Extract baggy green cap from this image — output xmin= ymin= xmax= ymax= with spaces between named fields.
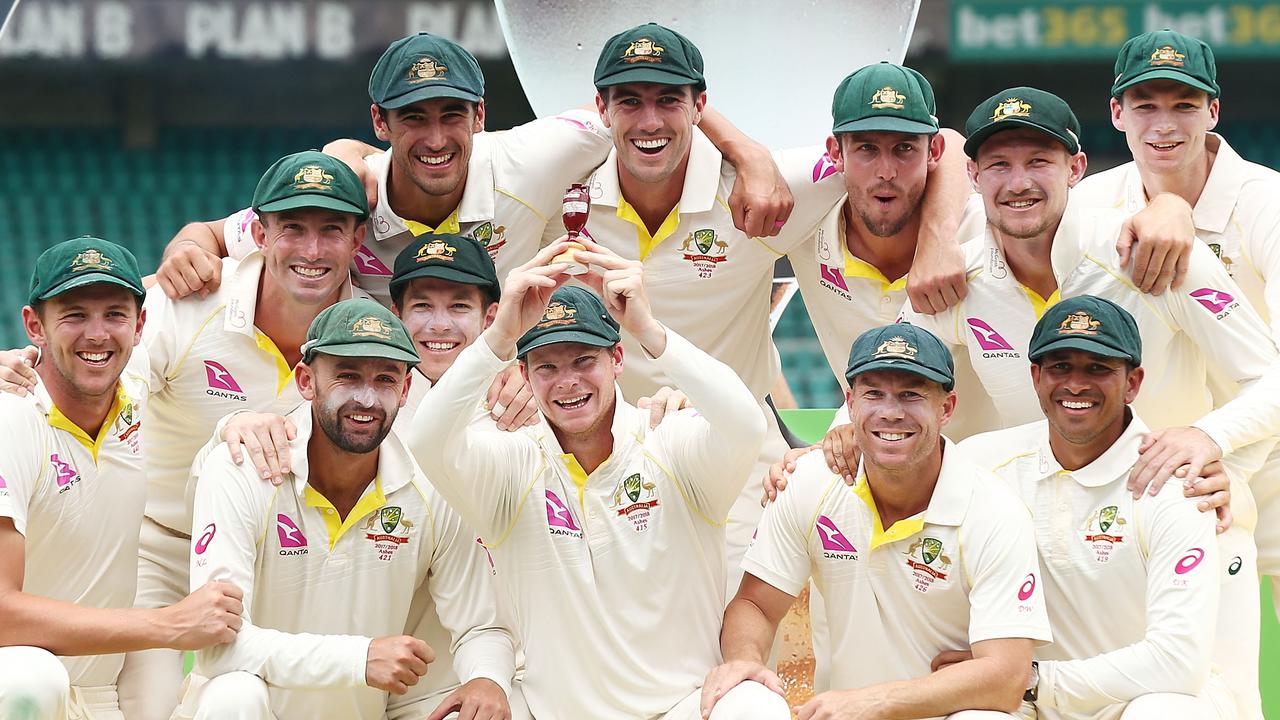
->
xmin=832 ymin=62 xmax=939 ymax=136
xmin=1028 ymin=295 xmax=1142 ymax=366
xmin=964 ymin=86 xmax=1081 ymax=157
xmin=594 ymin=23 xmax=706 ymax=91
xmin=302 ymin=299 xmax=420 ymax=366
xmin=252 ymin=150 xmax=369 ymax=220
xmin=29 ymin=236 xmax=146 ymax=306
xmin=516 ymin=286 xmax=621 ymax=359
xmin=389 ymin=233 xmax=501 ymax=305
xmin=845 ymin=323 xmax=954 ymax=391
xmin=369 ymin=32 xmax=485 ymax=108
xmin=1111 ymin=29 xmax=1219 ymax=99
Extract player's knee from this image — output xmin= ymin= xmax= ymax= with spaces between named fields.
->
xmin=1120 ymin=692 xmax=1210 ymax=719
xmin=192 ymin=672 xmax=272 ymax=720
xmin=707 ymin=680 xmax=789 ymax=720
xmin=0 ymin=646 xmax=70 ymax=719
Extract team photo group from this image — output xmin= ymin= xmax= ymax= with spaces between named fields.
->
xmin=0 ymin=14 xmax=1277 ymax=720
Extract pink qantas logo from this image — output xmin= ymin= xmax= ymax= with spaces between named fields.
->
xmin=812 ymin=153 xmax=838 ymax=182
xmin=816 ymin=515 xmax=857 ymax=553
xmin=966 ymin=318 xmax=1015 ymax=351
xmin=204 ymin=361 xmax=244 ymax=393
xmin=50 ymin=454 xmax=77 ymax=487
xmin=819 ymin=264 xmax=849 ymax=291
xmin=545 ymin=490 xmax=581 ymax=532
xmin=276 ymin=514 xmax=308 ymax=548
xmin=353 ymin=246 xmax=393 ymax=277
xmin=1189 ymin=287 xmax=1235 ymax=314
xmin=0 ymin=474 xmax=6 ymax=489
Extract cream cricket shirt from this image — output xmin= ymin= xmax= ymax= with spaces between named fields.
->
xmin=899 ymin=209 xmax=1280 ymax=476
xmin=139 ymin=251 xmax=366 ymax=536
xmin=188 ymin=403 xmax=514 ymax=719
xmin=742 ymin=445 xmax=1051 ymax=691
xmin=0 ymin=372 xmax=148 ymax=687
xmin=959 ymin=417 xmax=1223 ymax=718
xmin=224 ymin=111 xmax=613 ymax=306
xmin=548 ymin=134 xmax=845 ymax=402
xmin=406 ymin=327 xmax=766 ymax=719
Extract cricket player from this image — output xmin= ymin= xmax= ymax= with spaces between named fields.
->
xmin=702 ymin=323 xmax=1050 ymax=720
xmin=899 ymin=87 xmax=1278 ymax=719
xmin=1072 ymin=29 xmax=1280 ymax=620
xmin=0 ymin=238 xmax=242 ymax=719
xmin=174 ymin=299 xmax=517 ymax=720
xmin=404 ymin=237 xmax=766 ymax=719
xmin=956 ymin=296 xmax=1233 ymax=720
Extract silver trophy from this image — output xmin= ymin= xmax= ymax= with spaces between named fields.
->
xmin=495 ymin=0 xmax=920 ymax=148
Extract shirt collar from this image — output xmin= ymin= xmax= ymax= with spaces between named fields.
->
xmin=1035 ymin=411 xmax=1149 ymax=487
xmin=223 ymin=251 xmax=357 ymax=338
xmin=1048 ymin=207 xmax=1089 ymax=283
xmin=1192 ymin=133 xmax=1240 ymax=234
xmin=854 ymin=438 xmax=974 ymax=531
xmin=285 ymin=402 xmax=418 ymax=501
xmin=36 ymin=375 xmax=133 ymax=462
xmin=588 ymin=128 xmax=722 ymax=215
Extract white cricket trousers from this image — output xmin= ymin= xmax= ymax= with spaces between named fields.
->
xmin=0 ymin=647 xmax=124 ymax=720
xmin=707 ymin=679 xmax=1023 ymax=719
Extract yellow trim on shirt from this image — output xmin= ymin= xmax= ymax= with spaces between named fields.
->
xmin=617 ymin=196 xmax=681 ymax=261
xmin=304 ymin=477 xmax=387 ymax=550
xmin=843 ymin=246 xmax=907 ymax=292
xmin=254 ymin=330 xmax=294 ymax=396
xmin=46 ymin=383 xmax=129 ymax=463
xmin=853 ymin=476 xmax=925 ymax=550
xmin=404 ymin=210 xmax=461 ymax=237
xmin=1019 ymin=286 xmax=1061 ymax=320
xmin=560 ymin=454 xmax=591 ymax=511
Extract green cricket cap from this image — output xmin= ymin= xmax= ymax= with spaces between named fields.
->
xmin=1028 ymin=295 xmax=1142 ymax=366
xmin=516 ymin=286 xmax=621 ymax=359
xmin=369 ymin=32 xmax=485 ymax=108
xmin=594 ymin=23 xmax=706 ymax=91
xmin=845 ymin=323 xmax=955 ymax=391
xmin=1111 ymin=30 xmax=1219 ymax=99
xmin=29 ymin=236 xmax=146 ymax=306
xmin=832 ymin=62 xmax=939 ymax=136
xmin=302 ymin=299 xmax=420 ymax=367
xmin=964 ymin=86 xmax=1081 ymax=157
xmin=252 ymin=150 xmax=369 ymax=220
xmin=389 ymin=233 xmax=501 ymax=305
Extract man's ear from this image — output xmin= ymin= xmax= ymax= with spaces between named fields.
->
xmin=295 ymin=362 xmax=317 ymax=400
xmin=371 ymin=104 xmax=391 ymax=142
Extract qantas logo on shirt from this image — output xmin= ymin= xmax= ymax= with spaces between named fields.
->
xmin=816 ymin=515 xmax=858 ymax=559
xmin=966 ymin=317 xmax=1020 ymax=358
xmin=50 ymin=454 xmax=80 ymax=493
xmin=819 ymin=264 xmax=852 ymax=298
xmin=545 ymin=489 xmax=583 ymax=538
xmin=353 ymin=247 xmax=393 ymax=277
xmin=1189 ymin=287 xmax=1239 ymax=319
xmin=276 ymin=514 xmax=309 ymax=555
xmin=204 ymin=361 xmax=248 ymax=401
xmin=812 ymin=152 xmax=838 ymax=183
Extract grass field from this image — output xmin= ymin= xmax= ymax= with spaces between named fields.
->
xmin=776 ymin=408 xmax=1279 ymax=718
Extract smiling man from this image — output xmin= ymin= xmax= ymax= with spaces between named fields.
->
xmin=701 ymin=323 xmax=1049 ymax=720
xmin=405 ymin=238 xmax=766 ymax=718
xmin=957 ymin=297 xmax=1233 ymax=720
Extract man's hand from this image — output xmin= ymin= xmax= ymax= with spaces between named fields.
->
xmin=761 ymin=445 xmax=819 ymax=506
xmin=1185 ymin=460 xmax=1233 ymax=534
xmin=365 ymin=635 xmax=434 ymax=695
xmin=637 ymin=386 xmax=689 ymax=429
xmin=485 ymin=365 xmax=540 ymax=431
xmin=930 ymin=649 xmax=974 ymax=672
xmin=322 ymin=138 xmax=381 ymax=212
xmin=700 ymin=660 xmax=784 ymax=718
xmin=485 ymin=241 xmax=574 ymax=356
xmin=157 ymin=580 xmax=244 ymax=650
xmin=1128 ymin=426 xmax=1223 ymax=499
xmin=906 ymin=233 xmax=967 ymax=314
xmin=0 ymin=346 xmax=39 ymax=397
xmin=727 ymin=144 xmax=794 ymax=238
xmin=223 ymin=412 xmax=298 ymax=485
xmin=822 ymin=424 xmax=861 ymax=485
xmin=575 ymin=237 xmax=665 ymax=354
xmin=157 ymin=237 xmax=223 ymax=300
xmin=425 ymin=677 xmax=511 ymax=720
xmin=797 ymin=688 xmax=881 ymax=720
xmin=1116 ymin=192 xmax=1194 ymax=294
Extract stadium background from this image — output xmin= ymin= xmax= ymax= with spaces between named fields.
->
xmin=0 ymin=0 xmax=1276 ymax=713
